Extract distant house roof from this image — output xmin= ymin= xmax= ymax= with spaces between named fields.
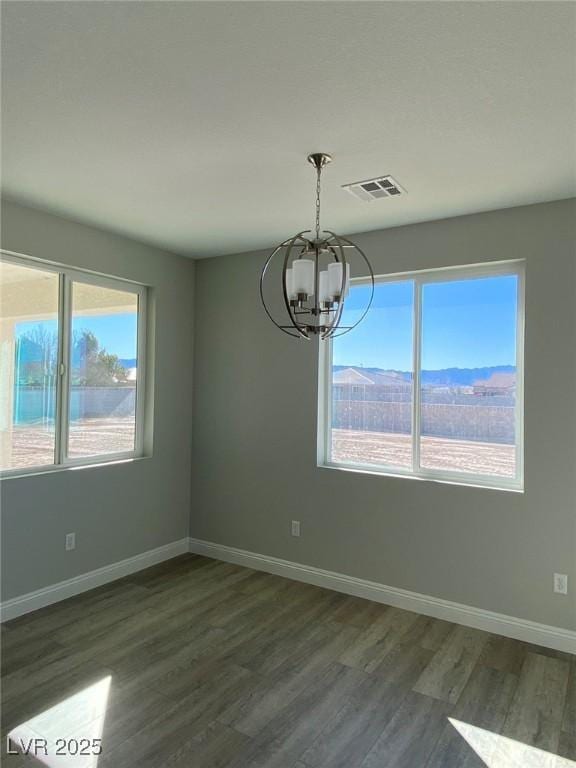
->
xmin=333 ymin=367 xmax=411 ymax=389
xmin=332 ymin=368 xmax=374 ymax=385
xmin=473 ymin=372 xmax=516 ymax=390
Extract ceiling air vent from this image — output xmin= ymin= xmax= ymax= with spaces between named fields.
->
xmin=342 ymin=175 xmax=405 ymax=202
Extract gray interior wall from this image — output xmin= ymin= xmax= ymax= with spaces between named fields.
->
xmin=191 ymin=199 xmax=576 ymax=631
xmin=1 ymin=200 xmax=195 ymax=601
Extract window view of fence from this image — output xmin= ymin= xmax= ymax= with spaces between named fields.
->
xmin=331 ymin=280 xmax=414 ymax=470
xmin=419 ymin=276 xmax=517 ymax=476
xmin=328 ymin=269 xmax=521 ymax=484
xmin=68 ymin=281 xmax=139 ymax=458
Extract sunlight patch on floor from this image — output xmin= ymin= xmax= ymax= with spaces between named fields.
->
xmin=450 ymin=718 xmax=576 ymax=768
xmin=8 ymin=676 xmax=111 ymax=767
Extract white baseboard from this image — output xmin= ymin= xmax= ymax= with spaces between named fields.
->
xmin=0 ymin=538 xmax=189 ymax=622
xmin=188 ymin=537 xmax=576 ymax=655
xmin=3 ymin=536 xmax=574 ymax=654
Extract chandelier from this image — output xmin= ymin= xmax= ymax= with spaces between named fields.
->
xmin=260 ymin=153 xmax=374 ymax=340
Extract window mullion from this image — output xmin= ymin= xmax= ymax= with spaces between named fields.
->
xmin=324 ymin=336 xmax=333 ymax=464
xmin=134 ymin=289 xmax=147 ymax=457
xmin=53 ymin=272 xmax=65 ymax=465
xmin=515 ymin=268 xmax=526 ymax=487
xmin=56 ymin=275 xmax=72 ymax=464
xmin=412 ymin=279 xmax=423 ymax=472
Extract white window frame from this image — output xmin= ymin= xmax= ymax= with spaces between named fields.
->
xmin=1 ymin=250 xmax=148 ymax=478
xmin=318 ymin=260 xmax=525 ymax=491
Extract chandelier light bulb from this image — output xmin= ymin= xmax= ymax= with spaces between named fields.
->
xmin=284 ymin=268 xmax=297 ymax=301
xmin=318 ymin=270 xmax=331 ymax=303
xmin=292 ymin=259 xmax=315 ymax=298
xmin=328 ymin=261 xmax=350 ymax=299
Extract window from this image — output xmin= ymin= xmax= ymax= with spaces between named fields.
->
xmin=68 ymin=281 xmax=139 ymax=459
xmin=0 ymin=253 xmax=147 ymax=475
xmin=0 ymin=260 xmax=60 ymax=470
xmin=319 ymin=262 xmax=524 ymax=490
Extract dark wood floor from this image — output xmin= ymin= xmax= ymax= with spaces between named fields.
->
xmin=2 ymin=554 xmax=575 ymax=767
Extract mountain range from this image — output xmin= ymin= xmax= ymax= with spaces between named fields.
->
xmin=333 ymin=365 xmax=516 ymax=387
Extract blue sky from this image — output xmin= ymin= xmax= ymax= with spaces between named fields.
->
xmin=17 ymin=312 xmax=137 ymax=360
xmin=334 ymin=275 xmax=518 ymax=371
xmin=17 ymin=276 xmax=517 ymax=371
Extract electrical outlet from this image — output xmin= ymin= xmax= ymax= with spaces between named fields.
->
xmin=65 ymin=532 xmax=76 ymax=551
xmin=553 ymin=573 xmax=568 ymax=595
xmin=291 ymin=520 xmax=301 ymax=537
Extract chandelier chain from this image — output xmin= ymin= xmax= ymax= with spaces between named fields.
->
xmin=315 ymin=165 xmax=322 ymax=242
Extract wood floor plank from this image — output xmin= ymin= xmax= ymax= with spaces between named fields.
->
xmin=125 ymin=553 xmax=213 ymax=588
xmin=278 ymin=585 xmax=350 ymax=629
xmin=206 ymin=588 xmax=348 ymax=675
xmin=139 ymin=656 xmax=253 ymax=705
xmin=155 ymin=721 xmax=250 ymax=768
xmin=228 ymin=662 xmax=367 ymax=768
xmin=524 ymin=642 xmax=575 ymax=664
xmin=100 ymin=624 xmax=228 ymax=689
xmin=1 ymin=628 xmax=68 ymax=677
xmin=425 ymin=664 xmax=519 ymax=767
xmin=2 ymin=656 xmax=115 ymax=734
xmin=198 ymin=593 xmax=340 ymax=675
xmin=478 ymin=634 xmax=528 ymax=676
xmin=230 ymin=570 xmax=294 ymax=599
xmin=100 ymin=670 xmax=256 ymax=767
xmin=96 ymin=680 xmax=187 ymax=756
xmin=558 ymin=731 xmax=576 ymax=761
xmin=300 ymin=675 xmax=409 ymax=768
xmin=413 ymin=625 xmax=489 ymax=704
xmin=7 ymin=581 xmax=152 ymax=642
xmin=98 ymin=699 xmax=210 ymax=768
xmin=50 ymin=584 xmax=171 ymax=646
xmin=208 ymin=589 xmax=276 ymax=629
xmin=220 ymin=623 xmax=360 ymax=737
xmin=330 ymin=595 xmax=390 ymax=629
xmin=1 ymin=641 xmax=111 ymax=705
xmin=231 ymin=617 xmax=338 ymax=677
xmin=371 ymin=640 xmax=435 ymax=687
xmin=60 ymin=586 xmax=239 ymax=663
xmin=501 ymin=651 xmax=570 ymax=752
xmin=338 ymin=606 xmax=419 ymax=673
xmin=563 ymin=660 xmax=576 ymax=736
xmin=361 ymin=691 xmax=452 ymax=768
xmin=0 ymin=747 xmax=40 ymax=768
xmin=453 ymin=664 xmax=520 ymax=727
xmin=399 ymin=615 xmax=455 ymax=652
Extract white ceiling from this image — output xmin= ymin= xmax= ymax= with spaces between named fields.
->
xmin=2 ymin=1 xmax=575 ymax=258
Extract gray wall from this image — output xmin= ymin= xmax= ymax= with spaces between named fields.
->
xmin=1 ymin=200 xmax=195 ymax=601
xmin=191 ymin=199 xmax=576 ymax=631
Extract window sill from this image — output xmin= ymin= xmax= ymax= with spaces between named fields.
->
xmin=0 ymin=454 xmax=151 ymax=481
xmin=319 ymin=461 xmax=524 ymax=493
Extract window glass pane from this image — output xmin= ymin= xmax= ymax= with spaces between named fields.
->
xmin=330 ymin=281 xmax=414 ymax=470
xmin=68 ymin=282 xmax=139 ymax=458
xmin=0 ymin=260 xmax=59 ymax=470
xmin=419 ymin=275 xmax=518 ymax=478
